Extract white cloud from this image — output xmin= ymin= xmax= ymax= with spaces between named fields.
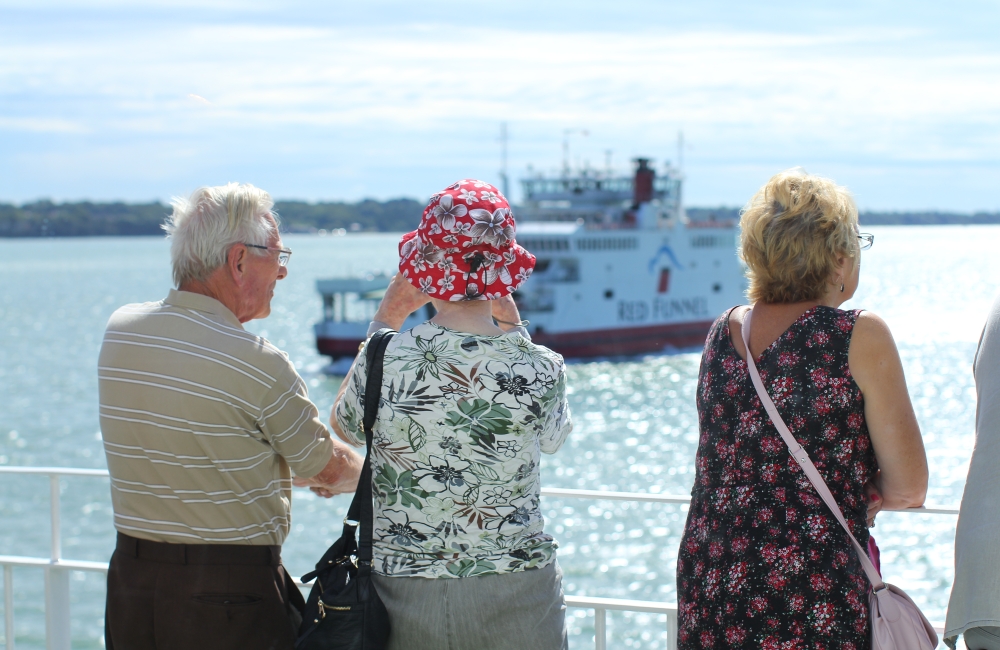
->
xmin=1 ymin=17 xmax=1000 ymax=206
xmin=0 ymin=117 xmax=90 ymax=134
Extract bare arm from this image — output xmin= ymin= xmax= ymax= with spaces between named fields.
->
xmin=329 ymin=353 xmax=363 ymax=443
xmin=294 ymin=365 xmax=365 ymax=497
xmin=848 ymin=311 xmax=928 ymax=510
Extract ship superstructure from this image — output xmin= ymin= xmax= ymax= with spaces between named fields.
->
xmin=511 ymin=159 xmax=745 ymax=356
xmin=313 ymin=158 xmax=745 ymax=360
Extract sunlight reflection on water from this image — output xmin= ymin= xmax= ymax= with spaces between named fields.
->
xmin=1 ymin=225 xmax=999 ymax=648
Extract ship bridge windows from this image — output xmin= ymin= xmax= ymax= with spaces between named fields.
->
xmin=690 ymin=234 xmax=733 ymax=248
xmin=576 ymin=237 xmax=638 ymax=251
xmin=519 ymin=238 xmax=570 ymax=252
xmin=513 ymin=285 xmax=555 ymax=312
xmin=532 ymin=258 xmax=580 ymax=282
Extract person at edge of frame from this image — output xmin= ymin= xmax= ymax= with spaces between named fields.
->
xmin=944 ymin=290 xmax=1000 ymax=650
xmin=99 ymin=182 xmax=363 ymax=650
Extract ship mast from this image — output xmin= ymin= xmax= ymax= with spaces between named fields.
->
xmin=562 ymin=128 xmax=589 ymax=177
xmin=499 ymin=122 xmax=509 ymax=198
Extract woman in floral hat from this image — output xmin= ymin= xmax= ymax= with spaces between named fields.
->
xmin=329 ymin=180 xmax=573 ymax=650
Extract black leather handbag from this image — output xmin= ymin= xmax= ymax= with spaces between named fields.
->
xmin=295 ymin=329 xmax=395 ymax=650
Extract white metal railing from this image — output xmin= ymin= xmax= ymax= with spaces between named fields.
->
xmin=0 ymin=467 xmax=960 ymax=650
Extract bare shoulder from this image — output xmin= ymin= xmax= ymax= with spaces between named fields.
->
xmin=728 ymin=305 xmax=750 ymax=327
xmin=848 ymin=311 xmax=901 ymax=383
xmin=727 ymin=305 xmax=751 ymax=358
xmin=850 ymin=310 xmax=896 ymax=352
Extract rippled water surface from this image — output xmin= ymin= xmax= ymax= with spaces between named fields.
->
xmin=2 ymin=226 xmax=999 ymax=648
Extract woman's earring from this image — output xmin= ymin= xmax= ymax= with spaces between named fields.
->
xmin=840 ymin=283 xmax=845 ymax=292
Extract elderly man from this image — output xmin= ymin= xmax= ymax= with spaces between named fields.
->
xmin=99 ymin=183 xmax=361 ymax=650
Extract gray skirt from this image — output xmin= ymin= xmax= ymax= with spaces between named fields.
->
xmin=371 ymin=560 xmax=568 ymax=650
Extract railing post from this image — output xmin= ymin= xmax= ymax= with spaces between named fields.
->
xmin=45 ymin=474 xmax=70 ymax=650
xmin=667 ymin=609 xmax=677 ymax=650
xmin=49 ymin=475 xmax=61 ymax=563
xmin=4 ymin=565 xmax=14 ymax=650
xmin=594 ymin=607 xmax=606 ymax=650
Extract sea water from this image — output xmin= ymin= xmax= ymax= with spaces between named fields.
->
xmin=1 ymin=225 xmax=998 ymax=649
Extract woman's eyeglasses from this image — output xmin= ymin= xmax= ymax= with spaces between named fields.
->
xmin=858 ymin=233 xmax=874 ymax=251
xmin=245 ymin=243 xmax=292 ymax=266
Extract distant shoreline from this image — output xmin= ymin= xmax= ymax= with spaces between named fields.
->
xmin=3 ymin=200 xmax=1000 ymax=237
xmin=685 ymin=207 xmax=1000 ymax=227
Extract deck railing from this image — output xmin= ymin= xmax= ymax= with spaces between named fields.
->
xmin=0 ymin=466 xmax=960 ymax=650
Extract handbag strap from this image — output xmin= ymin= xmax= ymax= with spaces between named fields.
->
xmin=342 ymin=328 xmax=395 ymax=570
xmin=740 ymin=307 xmax=885 ymax=591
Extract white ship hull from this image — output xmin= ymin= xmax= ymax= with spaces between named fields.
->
xmin=514 ymin=220 xmax=746 ymax=356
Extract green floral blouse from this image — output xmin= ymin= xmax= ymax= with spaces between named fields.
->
xmin=334 ymin=322 xmax=573 ymax=579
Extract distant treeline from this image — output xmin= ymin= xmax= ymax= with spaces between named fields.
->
xmin=0 ymin=199 xmax=425 ymax=237
xmin=3 ymin=200 xmax=1000 ymax=237
xmin=687 ymin=207 xmax=1000 ymax=226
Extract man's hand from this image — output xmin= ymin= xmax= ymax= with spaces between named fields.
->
xmin=372 ymin=273 xmax=431 ymax=331
xmin=292 ymin=441 xmax=363 ymax=498
xmin=291 ymin=476 xmax=336 ymax=498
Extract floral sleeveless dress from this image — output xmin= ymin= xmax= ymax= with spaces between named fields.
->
xmin=676 ymin=306 xmax=878 ymax=650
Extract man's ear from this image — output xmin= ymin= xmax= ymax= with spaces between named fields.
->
xmin=227 ymin=244 xmax=248 ymax=285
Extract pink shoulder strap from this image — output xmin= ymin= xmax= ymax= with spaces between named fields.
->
xmin=740 ymin=307 xmax=885 ymax=590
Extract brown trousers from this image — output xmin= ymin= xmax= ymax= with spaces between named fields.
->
xmin=105 ymin=533 xmax=305 ymax=650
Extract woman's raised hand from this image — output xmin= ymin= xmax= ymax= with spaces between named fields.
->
xmin=372 ymin=273 xmax=431 ymax=331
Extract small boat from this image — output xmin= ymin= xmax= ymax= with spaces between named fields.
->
xmin=314 ymin=158 xmax=746 ymax=360
xmin=313 ymin=274 xmax=433 ymax=360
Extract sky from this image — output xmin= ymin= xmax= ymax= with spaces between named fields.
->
xmin=2 ymin=1 xmax=1000 ymax=210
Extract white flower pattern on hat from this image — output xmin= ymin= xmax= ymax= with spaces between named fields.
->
xmin=468 ymin=208 xmax=515 ymax=248
xmin=432 ymin=194 xmax=468 ymax=231
xmin=437 ymin=274 xmax=455 ymax=291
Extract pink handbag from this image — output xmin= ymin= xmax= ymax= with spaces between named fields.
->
xmin=741 ymin=308 xmax=937 ymax=650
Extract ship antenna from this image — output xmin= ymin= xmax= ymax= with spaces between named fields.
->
xmin=562 ymin=128 xmax=589 ymax=177
xmin=499 ymin=122 xmax=509 ymax=199
xmin=677 ymin=130 xmax=684 ymax=173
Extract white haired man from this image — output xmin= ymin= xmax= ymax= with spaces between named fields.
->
xmin=99 ymin=183 xmax=361 ymax=650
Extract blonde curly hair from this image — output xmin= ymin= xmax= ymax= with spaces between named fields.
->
xmin=740 ymin=169 xmax=860 ymax=304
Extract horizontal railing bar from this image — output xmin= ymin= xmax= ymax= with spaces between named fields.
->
xmin=903 ymin=505 xmax=961 ymax=515
xmin=539 ymin=487 xmax=959 ymax=515
xmin=565 ymin=595 xmax=675 ymax=614
xmin=0 ymin=557 xmax=948 ymax=636
xmin=0 ymin=556 xmax=109 ymax=572
xmin=542 ymin=487 xmax=690 ymax=504
xmin=0 ymin=467 xmax=110 ymax=477
xmin=0 ymin=467 xmax=961 ymax=514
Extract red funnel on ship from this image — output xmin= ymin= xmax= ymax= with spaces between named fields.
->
xmin=633 ymin=158 xmax=654 ymax=207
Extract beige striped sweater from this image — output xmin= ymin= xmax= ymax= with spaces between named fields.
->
xmin=98 ymin=289 xmax=333 ymax=545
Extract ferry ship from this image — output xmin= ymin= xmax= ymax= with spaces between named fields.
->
xmin=313 ymin=159 xmax=746 ymax=359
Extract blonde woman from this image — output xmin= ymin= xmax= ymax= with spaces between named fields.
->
xmin=675 ymin=169 xmax=928 ymax=649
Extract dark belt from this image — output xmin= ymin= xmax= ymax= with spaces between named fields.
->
xmin=116 ymin=532 xmax=280 ymax=566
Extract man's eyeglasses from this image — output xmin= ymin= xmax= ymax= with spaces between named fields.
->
xmin=858 ymin=233 xmax=874 ymax=251
xmin=245 ymin=243 xmax=292 ymax=266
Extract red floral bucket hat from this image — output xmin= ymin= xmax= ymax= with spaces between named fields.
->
xmin=399 ymin=179 xmax=536 ymax=301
